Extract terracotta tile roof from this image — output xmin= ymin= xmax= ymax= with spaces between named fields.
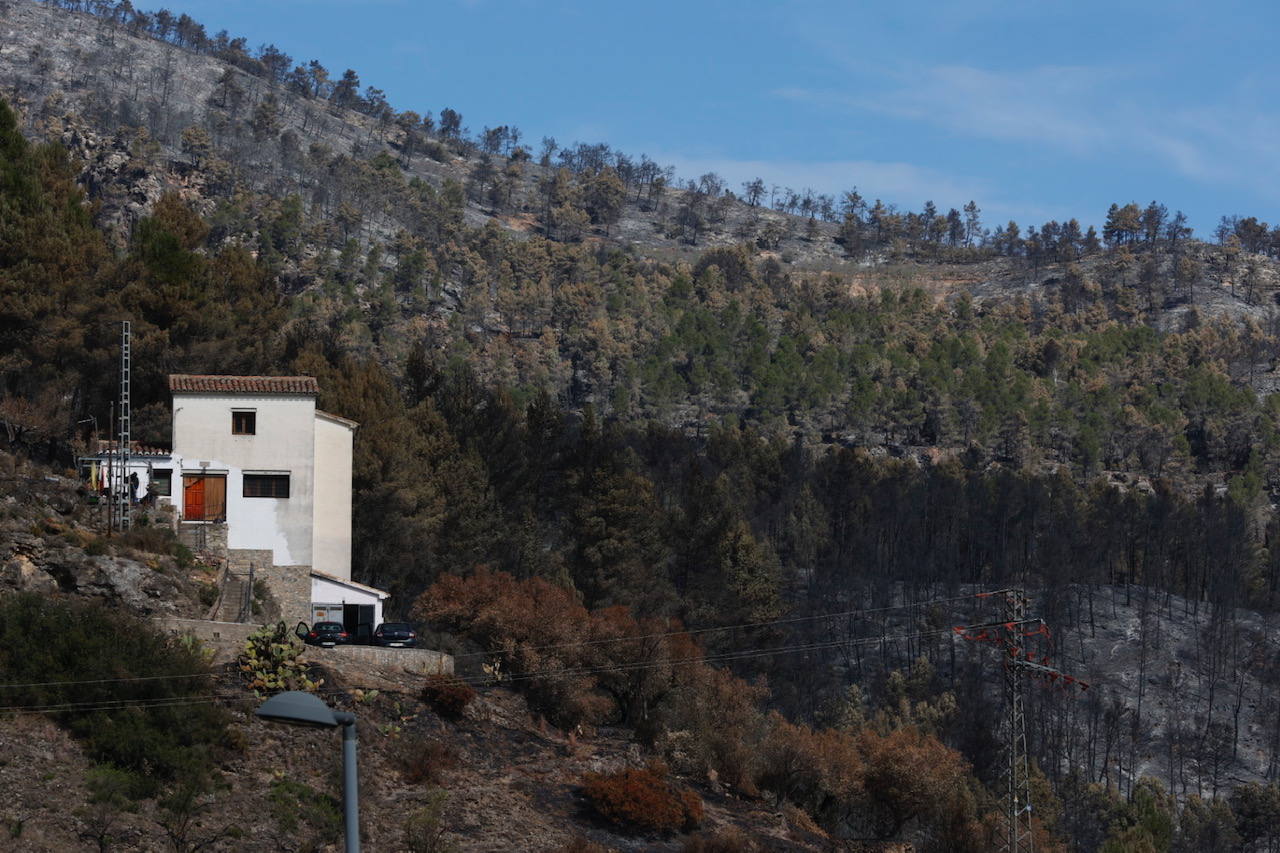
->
xmin=168 ymin=375 xmax=319 ymax=395
xmin=91 ymin=439 xmax=172 ymax=456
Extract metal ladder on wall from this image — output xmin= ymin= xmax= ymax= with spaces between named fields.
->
xmin=115 ymin=320 xmax=132 ymax=531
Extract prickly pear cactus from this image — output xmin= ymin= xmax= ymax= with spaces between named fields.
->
xmin=238 ymin=621 xmax=323 ymax=695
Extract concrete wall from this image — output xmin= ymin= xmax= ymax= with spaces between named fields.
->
xmin=311 ymin=574 xmax=384 ymax=626
xmin=312 ymin=414 xmax=354 ymax=579
xmin=161 ymin=617 xmax=260 ymax=663
xmin=172 ymin=392 xmax=316 ymax=567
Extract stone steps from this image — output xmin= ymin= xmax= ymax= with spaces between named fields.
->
xmin=214 ymin=575 xmax=251 ymax=622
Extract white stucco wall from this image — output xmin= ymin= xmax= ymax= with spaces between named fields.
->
xmin=80 ymin=454 xmax=173 ymax=500
xmin=313 ymin=413 xmax=355 ymax=580
xmin=310 ymin=574 xmax=384 ymax=626
xmin=172 ymin=392 xmax=316 ymax=567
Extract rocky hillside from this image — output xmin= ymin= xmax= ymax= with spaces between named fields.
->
xmin=0 ymin=452 xmax=837 ymax=852
xmin=1 ymin=662 xmax=832 ymax=852
xmin=0 ymin=450 xmax=208 ymax=613
xmin=0 ymin=0 xmax=845 ymax=264
xmin=6 ymin=0 xmax=1280 ymax=330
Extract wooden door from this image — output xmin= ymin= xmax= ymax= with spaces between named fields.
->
xmin=182 ymin=475 xmax=226 ymax=521
xmin=203 ymin=475 xmax=226 ymax=521
xmin=183 ymin=475 xmax=205 ymax=520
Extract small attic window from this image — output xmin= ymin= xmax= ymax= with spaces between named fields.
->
xmin=232 ymin=410 xmax=256 ymax=435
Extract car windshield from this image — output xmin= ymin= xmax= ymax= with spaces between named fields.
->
xmin=314 ymin=622 xmax=344 ymax=631
xmin=381 ymin=623 xmax=412 ymax=632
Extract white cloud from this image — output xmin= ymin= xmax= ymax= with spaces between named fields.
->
xmin=776 ymin=64 xmax=1114 ymax=155
xmin=778 ymin=63 xmax=1280 ymax=202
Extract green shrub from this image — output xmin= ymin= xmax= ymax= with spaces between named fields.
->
xmin=269 ymin=778 xmax=341 ymax=844
xmin=404 ymin=788 xmax=457 ymax=853
xmin=117 ymin=525 xmax=178 ymax=555
xmin=581 ymin=765 xmax=703 ymax=835
xmin=77 ymin=765 xmax=138 ymax=851
xmin=116 ymin=525 xmax=197 ymax=569
xmin=0 ymin=593 xmax=228 ymax=798
xmin=173 ymin=542 xmax=194 ymax=569
xmin=196 ymin=581 xmax=219 ymax=608
xmin=251 ymin=578 xmax=277 ymax=617
xmin=420 ymin=675 xmax=476 ymax=720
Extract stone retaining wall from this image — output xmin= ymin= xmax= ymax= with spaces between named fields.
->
xmin=178 ymin=522 xmax=227 ymax=557
xmin=161 ymin=617 xmax=259 ymax=662
xmin=159 ymin=618 xmax=454 ymax=676
xmin=229 ymin=550 xmax=309 ymax=625
xmin=305 ymin=644 xmax=454 ymax=676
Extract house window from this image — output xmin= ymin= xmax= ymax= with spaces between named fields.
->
xmin=150 ymin=468 xmax=172 ymax=496
xmin=232 ymin=410 xmax=256 ymax=435
xmin=244 ymin=473 xmax=290 ymax=498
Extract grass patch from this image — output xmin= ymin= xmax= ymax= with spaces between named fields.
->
xmin=0 ymin=593 xmax=229 ymax=799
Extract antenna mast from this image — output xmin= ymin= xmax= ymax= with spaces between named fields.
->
xmin=117 ymin=320 xmax=132 ymax=531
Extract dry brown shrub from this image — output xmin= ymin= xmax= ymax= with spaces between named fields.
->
xmin=681 ymin=826 xmax=758 ymax=852
xmin=780 ymin=802 xmax=826 ymax=838
xmin=756 ymin=714 xmax=864 ymax=828
xmin=420 ymin=675 xmax=477 ymax=720
xmin=757 ymin=715 xmax=984 ymax=849
xmin=581 ymin=764 xmax=703 ymax=835
xmin=398 ymin=737 xmax=460 ymax=786
xmin=414 ymin=569 xmax=685 ymax=729
xmin=855 ymin=725 xmax=975 ymax=843
xmin=545 ymin=837 xmax=615 ymax=853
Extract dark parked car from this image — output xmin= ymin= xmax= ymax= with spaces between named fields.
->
xmin=295 ymin=621 xmax=351 ymax=647
xmin=372 ymin=622 xmax=417 ymax=648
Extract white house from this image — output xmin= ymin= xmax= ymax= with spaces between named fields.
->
xmin=77 ymin=439 xmax=175 ymax=504
xmin=167 ymin=374 xmax=388 ymax=628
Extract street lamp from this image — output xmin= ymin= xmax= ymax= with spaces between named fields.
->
xmin=256 ymin=691 xmax=360 ymax=853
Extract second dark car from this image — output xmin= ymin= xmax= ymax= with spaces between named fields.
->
xmin=372 ymin=622 xmax=417 ymax=648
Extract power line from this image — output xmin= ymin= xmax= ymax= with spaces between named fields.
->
xmin=0 ymin=589 xmax=1002 ymax=694
xmin=451 ymin=589 xmax=1005 ymax=660
xmin=0 ymin=595 xmax=1029 ymax=716
xmin=0 ymin=672 xmax=213 ymax=691
xmin=0 ymin=686 xmax=353 ymax=715
xmin=448 ymin=620 xmax=1044 ymax=689
xmin=0 ymin=621 xmax=1024 ymax=715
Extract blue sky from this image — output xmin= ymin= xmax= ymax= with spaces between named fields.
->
xmin=151 ymin=0 xmax=1279 ymax=235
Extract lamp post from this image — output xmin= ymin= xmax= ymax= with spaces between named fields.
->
xmin=256 ymin=691 xmax=360 ymax=853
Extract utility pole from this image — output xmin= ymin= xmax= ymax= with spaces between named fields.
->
xmin=1000 ymin=590 xmax=1035 ymax=853
xmin=955 ymin=590 xmax=1088 ymax=853
xmin=117 ymin=320 xmax=132 ymax=531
